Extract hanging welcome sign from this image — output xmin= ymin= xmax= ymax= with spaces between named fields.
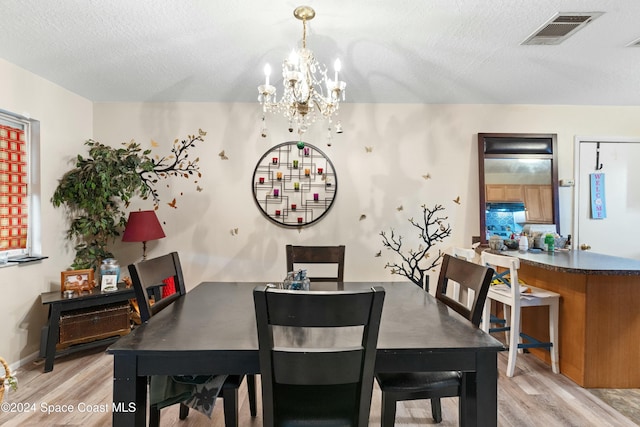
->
xmin=590 ymin=173 xmax=606 ymax=219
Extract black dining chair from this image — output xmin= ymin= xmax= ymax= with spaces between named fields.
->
xmin=128 ymin=252 xmax=257 ymax=427
xmin=375 ymin=254 xmax=494 ymax=425
xmin=253 ymin=284 xmax=385 ymax=427
xmin=285 ymin=244 xmax=345 ymax=282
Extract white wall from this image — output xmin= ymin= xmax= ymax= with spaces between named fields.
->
xmin=93 ymin=103 xmax=640 ymax=289
xmin=92 ymin=102 xmax=480 ymax=289
xmin=4 ymin=55 xmax=640 ymax=369
xmin=0 ymin=59 xmax=93 ymax=366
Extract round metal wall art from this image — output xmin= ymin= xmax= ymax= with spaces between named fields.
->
xmin=252 ymin=141 xmax=338 ymax=227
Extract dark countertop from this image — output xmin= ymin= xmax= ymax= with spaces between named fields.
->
xmin=487 ymin=249 xmax=640 ymax=276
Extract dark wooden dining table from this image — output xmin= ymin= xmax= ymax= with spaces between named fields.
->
xmin=108 ymin=281 xmax=504 ymax=426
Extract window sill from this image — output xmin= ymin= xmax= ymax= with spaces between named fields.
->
xmin=1 ymin=255 xmax=48 ymax=268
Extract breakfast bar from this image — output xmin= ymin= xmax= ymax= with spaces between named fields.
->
xmin=496 ymin=249 xmax=640 ymax=388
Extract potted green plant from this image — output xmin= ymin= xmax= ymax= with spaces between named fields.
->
xmin=52 ymin=130 xmax=205 ymax=271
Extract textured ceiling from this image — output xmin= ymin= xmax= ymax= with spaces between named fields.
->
xmin=2 ymin=0 xmax=640 ymax=105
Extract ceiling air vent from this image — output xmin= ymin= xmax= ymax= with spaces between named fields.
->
xmin=521 ymin=12 xmax=604 ymax=45
xmin=627 ymin=37 xmax=640 ymax=47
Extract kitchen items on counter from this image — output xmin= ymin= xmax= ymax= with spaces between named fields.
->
xmin=489 ymin=230 xmax=569 ymax=252
xmin=489 ymin=235 xmax=504 ymax=250
xmin=519 ymin=234 xmax=529 ymax=252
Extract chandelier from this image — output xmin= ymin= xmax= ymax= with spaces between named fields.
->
xmin=258 ymin=6 xmax=346 ymax=140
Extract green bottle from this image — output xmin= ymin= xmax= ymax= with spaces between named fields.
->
xmin=544 ymin=234 xmax=555 ymax=252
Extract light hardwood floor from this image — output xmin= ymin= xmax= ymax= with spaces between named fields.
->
xmin=0 ymin=346 xmax=636 ymax=426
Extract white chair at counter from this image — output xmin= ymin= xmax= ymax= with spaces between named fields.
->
xmin=449 ymin=247 xmax=477 ymax=307
xmin=451 ymin=247 xmax=476 ymax=262
xmin=480 ymin=251 xmax=560 ymax=377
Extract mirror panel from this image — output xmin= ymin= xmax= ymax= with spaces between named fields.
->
xmin=478 ymin=133 xmax=559 ymax=245
xmin=484 ymin=159 xmax=551 ymax=185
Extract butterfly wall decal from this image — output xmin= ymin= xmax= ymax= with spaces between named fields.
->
xmin=219 ymin=150 xmax=229 ymax=160
xmin=364 ymin=146 xmax=373 ymax=153
xmin=167 ymin=198 xmax=177 ymax=209
xmin=453 ymin=196 xmax=461 ymax=204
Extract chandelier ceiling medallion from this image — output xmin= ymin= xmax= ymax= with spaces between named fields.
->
xmin=258 ymin=6 xmax=346 ymax=142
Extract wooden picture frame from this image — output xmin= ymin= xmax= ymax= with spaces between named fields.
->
xmin=61 ymin=269 xmax=95 ymax=294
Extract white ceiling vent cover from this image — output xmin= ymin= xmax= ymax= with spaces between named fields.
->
xmin=522 ymin=12 xmax=604 ymax=45
xmin=627 ymin=37 xmax=640 ymax=47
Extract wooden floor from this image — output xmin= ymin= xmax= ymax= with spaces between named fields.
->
xmin=0 ymin=346 xmax=637 ymax=426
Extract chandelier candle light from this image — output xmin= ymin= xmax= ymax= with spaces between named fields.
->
xmin=258 ymin=6 xmax=346 ymax=139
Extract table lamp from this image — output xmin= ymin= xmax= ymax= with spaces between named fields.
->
xmin=122 ymin=210 xmax=166 ymax=259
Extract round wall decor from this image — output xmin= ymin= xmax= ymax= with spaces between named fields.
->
xmin=252 ymin=141 xmax=338 ymax=227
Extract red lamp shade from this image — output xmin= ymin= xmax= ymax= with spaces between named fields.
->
xmin=122 ymin=210 xmax=165 ymax=258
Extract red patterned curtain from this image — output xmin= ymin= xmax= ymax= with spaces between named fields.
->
xmin=0 ymin=124 xmax=28 ymax=250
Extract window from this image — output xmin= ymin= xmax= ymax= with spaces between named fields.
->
xmin=0 ymin=109 xmax=40 ymax=258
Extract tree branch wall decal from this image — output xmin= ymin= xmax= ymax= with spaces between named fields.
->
xmin=380 ymin=203 xmax=452 ymax=291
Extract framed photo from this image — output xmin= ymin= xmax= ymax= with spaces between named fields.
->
xmin=61 ymin=269 xmax=95 ymax=294
xmin=101 ymin=274 xmax=118 ymax=292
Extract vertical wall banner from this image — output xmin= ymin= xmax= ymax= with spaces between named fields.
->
xmin=590 ymin=173 xmax=606 ymax=219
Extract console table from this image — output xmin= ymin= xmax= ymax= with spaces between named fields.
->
xmin=40 ymin=285 xmax=135 ymax=372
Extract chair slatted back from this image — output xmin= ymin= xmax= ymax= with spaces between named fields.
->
xmin=451 ymin=247 xmax=476 ymax=262
xmin=435 ymin=254 xmax=495 ymax=327
xmin=285 ymin=244 xmax=345 ymax=282
xmin=254 ymin=285 xmax=385 ymax=427
xmin=480 ymin=251 xmax=522 ymax=309
xmin=128 ymin=252 xmax=187 ymax=322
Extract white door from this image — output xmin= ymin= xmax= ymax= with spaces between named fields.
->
xmin=574 ymin=138 xmax=640 ymax=260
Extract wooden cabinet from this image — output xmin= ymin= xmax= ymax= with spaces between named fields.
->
xmin=485 ymin=184 xmax=523 ymax=202
xmin=518 ymin=260 xmax=640 ymax=388
xmin=486 ymin=184 xmax=553 ymax=223
xmin=523 ymin=185 xmax=553 ymax=223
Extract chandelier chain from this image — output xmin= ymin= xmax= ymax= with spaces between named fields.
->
xmin=302 ymin=18 xmax=307 ymax=50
